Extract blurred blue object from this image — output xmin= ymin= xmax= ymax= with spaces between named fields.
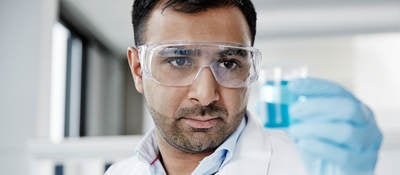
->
xmin=256 ymin=80 xmax=293 ymax=128
xmin=287 ymin=77 xmax=383 ymax=175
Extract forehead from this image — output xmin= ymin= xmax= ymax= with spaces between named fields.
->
xmin=144 ymin=6 xmax=251 ymax=46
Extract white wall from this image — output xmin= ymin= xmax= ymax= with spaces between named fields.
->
xmin=0 ymin=0 xmax=57 ymax=174
xmin=377 ymin=132 xmax=400 ymax=175
xmin=352 ymin=33 xmax=400 ymax=132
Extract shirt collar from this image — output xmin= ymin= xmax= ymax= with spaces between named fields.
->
xmin=217 ymin=115 xmax=247 ymax=157
xmin=135 ymin=129 xmax=159 ymax=164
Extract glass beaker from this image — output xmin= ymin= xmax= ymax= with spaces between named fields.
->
xmin=256 ymin=66 xmax=307 ymax=128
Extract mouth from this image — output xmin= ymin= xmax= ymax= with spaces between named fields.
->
xmin=181 ymin=116 xmax=221 ymax=130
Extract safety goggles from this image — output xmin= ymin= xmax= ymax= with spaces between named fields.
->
xmin=137 ymin=42 xmax=261 ymax=88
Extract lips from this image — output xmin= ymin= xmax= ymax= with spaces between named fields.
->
xmin=182 ymin=117 xmax=220 ymax=129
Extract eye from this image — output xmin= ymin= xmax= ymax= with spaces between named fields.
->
xmin=218 ymin=59 xmax=240 ymax=70
xmin=166 ymin=57 xmax=192 ymax=67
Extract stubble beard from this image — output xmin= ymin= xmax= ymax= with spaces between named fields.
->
xmin=148 ymin=103 xmax=246 ymax=154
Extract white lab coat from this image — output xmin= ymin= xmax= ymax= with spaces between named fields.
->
xmin=105 ymin=112 xmax=307 ymax=175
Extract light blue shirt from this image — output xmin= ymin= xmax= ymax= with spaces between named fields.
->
xmin=135 ymin=116 xmax=247 ymax=175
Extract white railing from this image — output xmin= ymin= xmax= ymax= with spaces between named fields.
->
xmin=28 ymin=131 xmax=400 ymax=175
xmin=28 ymin=135 xmax=142 ymax=175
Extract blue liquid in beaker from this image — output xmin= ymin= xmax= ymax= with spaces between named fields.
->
xmin=256 ymin=80 xmax=296 ymax=128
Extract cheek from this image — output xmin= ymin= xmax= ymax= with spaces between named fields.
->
xmin=221 ymin=88 xmax=249 ymax=114
xmin=143 ymin=81 xmax=186 ymax=117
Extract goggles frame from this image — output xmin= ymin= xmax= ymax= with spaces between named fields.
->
xmin=137 ymin=42 xmax=262 ymax=88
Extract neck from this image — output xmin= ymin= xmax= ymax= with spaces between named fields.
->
xmin=156 ymin=132 xmax=213 ymax=175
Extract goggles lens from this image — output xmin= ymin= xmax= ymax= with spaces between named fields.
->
xmin=138 ymin=42 xmax=261 ymax=88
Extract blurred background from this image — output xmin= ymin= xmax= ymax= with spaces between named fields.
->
xmin=1 ymin=0 xmax=399 ymax=174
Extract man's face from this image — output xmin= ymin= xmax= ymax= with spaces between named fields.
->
xmin=129 ymin=6 xmax=252 ymax=153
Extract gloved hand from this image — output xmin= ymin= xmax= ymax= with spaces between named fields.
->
xmin=287 ymin=77 xmax=383 ymax=175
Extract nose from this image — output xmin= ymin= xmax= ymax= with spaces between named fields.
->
xmin=188 ymin=67 xmax=220 ymax=106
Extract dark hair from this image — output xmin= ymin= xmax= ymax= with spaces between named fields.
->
xmin=131 ymin=0 xmax=257 ymax=46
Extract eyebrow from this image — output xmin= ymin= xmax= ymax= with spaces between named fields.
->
xmin=159 ymin=47 xmax=201 ymax=57
xmin=218 ymin=48 xmax=248 ymax=58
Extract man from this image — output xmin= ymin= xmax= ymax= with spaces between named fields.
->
xmin=106 ymin=0 xmax=382 ymax=174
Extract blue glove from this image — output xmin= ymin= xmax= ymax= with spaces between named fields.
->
xmin=287 ymin=77 xmax=383 ymax=175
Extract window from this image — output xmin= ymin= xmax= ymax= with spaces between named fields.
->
xmin=50 ymin=21 xmax=87 ymax=141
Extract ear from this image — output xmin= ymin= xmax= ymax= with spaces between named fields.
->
xmin=127 ymin=47 xmax=144 ymax=94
